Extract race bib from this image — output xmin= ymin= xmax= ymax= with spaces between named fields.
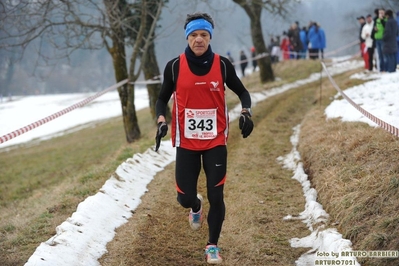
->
xmin=184 ymin=108 xmax=217 ymax=139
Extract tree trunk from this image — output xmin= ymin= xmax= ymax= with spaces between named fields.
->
xmin=142 ymin=43 xmax=162 ymax=120
xmin=125 ymin=83 xmax=141 ymax=142
xmin=250 ymin=8 xmax=274 ymax=83
xmin=232 ymin=0 xmax=275 ymax=83
xmin=140 ymin=0 xmax=170 ymax=123
xmin=142 ymin=42 xmax=171 ymax=123
xmin=104 ymin=0 xmax=141 ymax=143
xmin=3 ymin=57 xmax=14 ymax=98
xmin=109 ymin=39 xmax=141 ymax=142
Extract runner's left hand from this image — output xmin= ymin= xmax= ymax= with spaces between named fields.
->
xmin=239 ymin=111 xmax=253 ymax=138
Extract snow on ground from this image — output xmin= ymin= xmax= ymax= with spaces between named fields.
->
xmin=0 ymin=88 xmax=149 ymax=149
xmin=325 ymin=71 xmax=399 ymax=127
xmin=1 ymin=59 xmax=397 ymax=265
xmin=278 ymin=125 xmax=360 ymax=265
xmin=25 ymin=140 xmax=176 ymax=266
xmin=278 ymin=68 xmax=398 ymax=266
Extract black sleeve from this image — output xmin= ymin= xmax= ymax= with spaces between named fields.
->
xmin=220 ymin=56 xmax=252 ymax=109
xmin=155 ymin=57 xmax=179 ymax=118
xmin=371 ymin=24 xmax=376 ymax=40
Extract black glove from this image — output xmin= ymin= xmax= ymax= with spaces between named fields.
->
xmin=155 ymin=121 xmax=168 ymax=151
xmin=239 ymin=111 xmax=253 ymax=138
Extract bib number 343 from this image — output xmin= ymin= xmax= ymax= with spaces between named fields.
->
xmin=184 ymin=108 xmax=217 ymax=139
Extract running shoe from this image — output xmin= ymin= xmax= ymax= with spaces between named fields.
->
xmin=189 ymin=194 xmax=203 ymax=230
xmin=205 ymin=244 xmax=222 ymax=264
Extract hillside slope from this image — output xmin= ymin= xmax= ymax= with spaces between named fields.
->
xmin=2 ymin=60 xmax=397 ymax=266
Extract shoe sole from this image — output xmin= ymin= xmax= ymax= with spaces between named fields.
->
xmin=189 ymin=194 xmax=203 ymax=230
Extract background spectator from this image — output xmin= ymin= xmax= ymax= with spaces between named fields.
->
xmin=288 ymin=23 xmax=303 ymax=59
xmin=396 ymin=11 xmax=399 ymax=64
xmin=361 ymin=14 xmax=375 ymax=71
xmin=358 ymin=16 xmax=370 ymax=69
xmin=382 ymin=10 xmax=398 ymax=72
xmin=318 ymin=23 xmax=326 ymax=59
xmin=308 ymin=22 xmax=321 ymax=59
xmin=251 ymin=46 xmax=257 ymax=71
xmin=374 ymin=8 xmax=386 ymax=72
xmin=280 ymin=31 xmax=290 ymax=60
xmin=270 ymin=37 xmax=281 ymax=63
xmin=299 ymin=26 xmax=308 ymax=59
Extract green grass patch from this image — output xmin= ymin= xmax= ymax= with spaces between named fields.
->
xmin=0 ymin=107 xmax=159 ymax=265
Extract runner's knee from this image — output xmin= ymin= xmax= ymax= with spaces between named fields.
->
xmin=177 ymin=193 xmax=198 ymax=208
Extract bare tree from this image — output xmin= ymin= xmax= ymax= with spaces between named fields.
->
xmin=231 ymin=0 xmax=296 ymax=83
xmin=0 ymin=0 xmax=165 ymax=142
xmin=375 ymin=0 xmax=399 ymax=10
xmin=136 ymin=1 xmax=171 ymax=122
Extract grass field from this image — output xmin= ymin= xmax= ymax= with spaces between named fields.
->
xmin=1 ymin=59 xmax=398 ymax=265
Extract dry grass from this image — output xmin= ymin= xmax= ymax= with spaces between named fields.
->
xmin=237 ymin=59 xmax=321 ymax=93
xmin=298 ymin=72 xmax=399 ymax=266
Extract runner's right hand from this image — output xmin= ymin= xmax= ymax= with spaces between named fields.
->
xmin=155 ymin=122 xmax=168 ymax=151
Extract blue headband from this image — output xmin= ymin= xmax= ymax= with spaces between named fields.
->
xmin=185 ymin=18 xmax=213 ymax=39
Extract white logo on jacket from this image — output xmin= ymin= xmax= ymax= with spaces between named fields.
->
xmin=210 ymin=81 xmax=220 ymax=91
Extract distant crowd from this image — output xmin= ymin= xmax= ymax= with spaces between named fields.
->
xmin=358 ymin=8 xmax=399 ymax=73
xmin=269 ymin=21 xmax=327 ymax=62
xmin=225 ymin=21 xmax=327 ymax=77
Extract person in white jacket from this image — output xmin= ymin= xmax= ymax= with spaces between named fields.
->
xmin=361 ymin=14 xmax=375 ymax=71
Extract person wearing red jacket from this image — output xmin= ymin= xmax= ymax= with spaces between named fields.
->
xmin=280 ymin=31 xmax=291 ymax=60
xmin=154 ymin=12 xmax=254 ymax=264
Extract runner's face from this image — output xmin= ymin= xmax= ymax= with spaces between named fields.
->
xmin=187 ymin=30 xmax=210 ymax=56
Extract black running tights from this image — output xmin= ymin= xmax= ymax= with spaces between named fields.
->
xmin=175 ymin=145 xmax=227 ymax=245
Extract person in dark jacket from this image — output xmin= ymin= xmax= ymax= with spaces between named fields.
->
xmin=288 ymin=23 xmax=303 ymax=59
xmin=382 ymin=10 xmax=398 ymax=72
xmin=318 ymin=23 xmax=326 ymax=59
xmin=396 ymin=11 xmax=399 ymax=64
xmin=299 ymin=26 xmax=308 ymax=59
